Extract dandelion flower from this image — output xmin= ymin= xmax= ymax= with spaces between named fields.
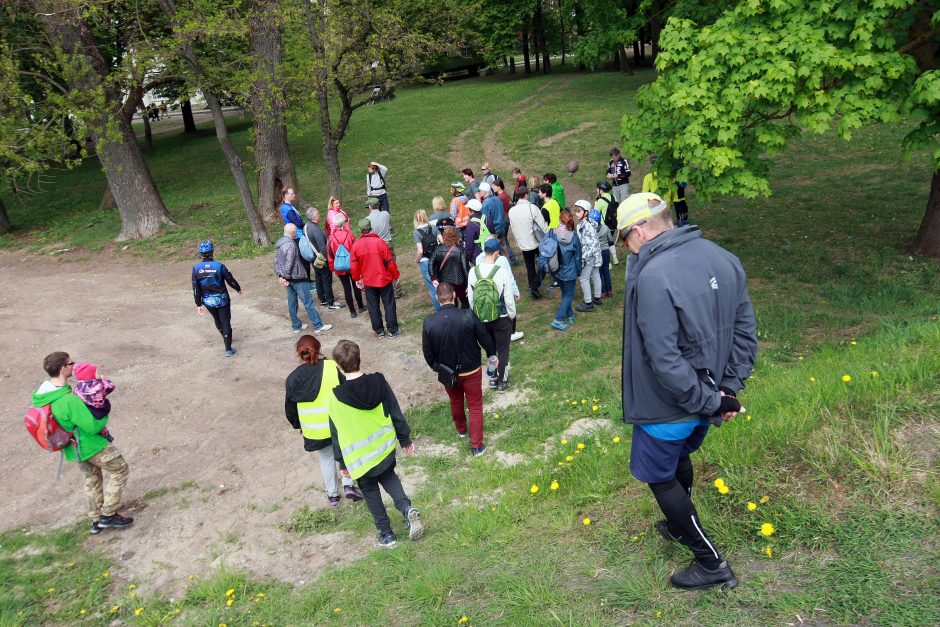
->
xmin=583 ymin=517 xmax=591 ymax=525
xmin=80 ymin=609 xmax=87 ymax=615
xmin=226 ymin=599 xmax=234 ymax=607
xmin=550 ymin=481 xmax=559 ymax=490
xmin=128 ymin=583 xmax=137 ymax=590
xmin=760 ymin=522 xmax=776 ymax=537
xmin=764 ymin=546 xmax=773 ymax=558
xmin=746 ymin=415 xmax=752 ymax=421
xmin=334 ymin=607 xmax=343 ymax=613
xmin=759 ymin=495 xmax=770 ymax=504
xmin=631 ymin=535 xmax=639 ymax=541
xmin=458 ymin=617 xmax=469 ymax=624
xmin=581 ymin=399 xmax=586 ymax=404
xmin=747 ymin=502 xmax=757 ymax=511
xmin=571 ymin=401 xmax=578 ymax=406
xmin=577 ymin=442 xmax=585 ymax=450
xmin=134 ymin=608 xmax=143 ymax=617
xmin=67 ymin=562 xmax=75 ymax=568
xmin=612 ymin=436 xmax=621 ymax=443
xmin=47 ymin=588 xmax=55 ymax=593
xmin=220 ymin=624 xmax=227 ymax=627
xmin=557 ymin=461 xmax=564 ymax=466
xmin=560 ymin=438 xmax=568 ymax=445
xmin=111 ymin=605 xmax=120 ymax=613
xmin=592 ymin=405 xmax=599 ymax=411
xmin=841 ymin=374 xmax=852 ymax=382
xmin=565 ymin=455 xmax=574 ymax=462
xmin=225 ymin=589 xmax=235 ymax=597
xmin=530 ymin=484 xmax=539 ymax=494
xmin=850 ymin=341 xmax=857 ymax=346
xmin=494 ymin=413 xmax=500 ymax=420
xmin=718 ymin=485 xmax=730 ymax=495
xmin=798 ymin=356 xmax=804 ymax=361
xmin=102 ymin=571 xmax=109 ymax=578
xmin=871 ymin=370 xmax=879 ymax=377
xmin=490 ymin=506 xmax=496 ymax=511
xmin=713 ymin=478 xmax=726 ymax=489
xmin=810 ymin=377 xmax=816 ymax=382
xmin=656 ymin=611 xmax=663 ymax=618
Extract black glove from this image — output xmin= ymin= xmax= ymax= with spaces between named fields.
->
xmin=718 ymin=385 xmax=737 ymax=398
xmin=715 ymin=395 xmax=741 ymax=416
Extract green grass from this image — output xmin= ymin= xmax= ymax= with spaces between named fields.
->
xmin=1 ymin=68 xmax=939 ymax=625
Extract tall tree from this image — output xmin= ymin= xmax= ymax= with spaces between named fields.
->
xmin=622 ymin=0 xmax=940 ymax=257
xmin=30 ymin=0 xmax=175 ymax=240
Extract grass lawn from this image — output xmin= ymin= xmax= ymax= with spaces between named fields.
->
xmin=2 ymin=68 xmax=939 ymax=625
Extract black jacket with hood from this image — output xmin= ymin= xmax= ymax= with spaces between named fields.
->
xmin=329 ymin=373 xmax=411 ymax=477
xmin=285 ymin=360 xmax=346 ymax=451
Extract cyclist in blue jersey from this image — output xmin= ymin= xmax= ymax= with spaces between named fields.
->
xmin=192 ymin=241 xmax=242 ymax=357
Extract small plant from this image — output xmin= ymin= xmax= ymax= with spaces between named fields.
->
xmin=278 ymin=506 xmax=337 ymax=537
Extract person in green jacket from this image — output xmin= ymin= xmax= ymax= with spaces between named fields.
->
xmin=544 ymin=172 xmax=566 ymax=211
xmin=32 ymin=352 xmax=134 ymax=535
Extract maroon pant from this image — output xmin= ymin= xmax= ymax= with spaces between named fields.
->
xmin=445 ymin=367 xmax=485 ymax=449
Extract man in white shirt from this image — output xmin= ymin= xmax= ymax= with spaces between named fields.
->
xmin=367 ymin=161 xmax=390 ymax=212
xmin=468 ymin=239 xmax=516 ymax=391
xmin=508 ymin=195 xmax=549 ymax=300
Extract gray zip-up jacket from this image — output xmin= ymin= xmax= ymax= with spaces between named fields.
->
xmin=274 ymin=235 xmax=308 ymax=281
xmin=621 ymin=225 xmax=757 ymax=425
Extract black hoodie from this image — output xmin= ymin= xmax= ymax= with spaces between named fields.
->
xmin=285 ymin=361 xmax=346 ymax=451
xmin=329 ymin=372 xmax=412 ymax=476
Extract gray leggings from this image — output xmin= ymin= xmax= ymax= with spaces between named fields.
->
xmin=579 ymin=264 xmax=601 ymax=303
xmin=318 ymin=446 xmax=353 ymax=497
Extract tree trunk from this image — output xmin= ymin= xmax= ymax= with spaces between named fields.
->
xmin=98 ymin=183 xmax=117 ymax=211
xmin=322 ymin=133 xmax=343 ymax=198
xmin=912 ymin=170 xmax=940 ymax=257
xmin=650 ymin=15 xmax=662 ymax=64
xmin=249 ymin=0 xmax=299 ymax=222
xmin=140 ymin=105 xmax=153 ymax=151
xmin=575 ymin=2 xmax=585 ymax=70
xmin=535 ymin=3 xmax=550 ymax=73
xmin=181 ymin=98 xmax=198 ymax=135
xmin=0 ymin=196 xmax=12 ymax=234
xmin=633 ymin=39 xmax=641 ymax=64
xmin=509 ymin=56 xmax=516 ymax=74
xmin=522 ymin=23 xmax=532 ymax=74
xmin=34 ymin=0 xmax=172 ymax=240
xmin=618 ymin=43 xmax=633 ymax=74
xmin=559 ymin=7 xmax=566 ymax=66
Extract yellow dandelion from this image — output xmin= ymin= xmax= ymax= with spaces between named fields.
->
xmin=764 ymin=546 xmax=773 ymax=558
xmin=494 ymin=413 xmax=500 ymax=420
xmin=581 ymin=399 xmax=586 ymax=404
xmin=80 ymin=609 xmax=87 ymax=615
xmin=842 ymin=374 xmax=852 ymax=382
xmin=565 ymin=455 xmax=574 ymax=462
xmin=134 ymin=608 xmax=143 ymax=617
xmin=746 ymin=415 xmax=752 ymax=421
xmin=798 ymin=356 xmax=804 ymax=361
xmin=225 ymin=589 xmax=235 ymax=597
xmin=613 ymin=436 xmax=621 ymax=443
xmin=592 ymin=405 xmax=599 ymax=411
xmin=871 ymin=370 xmax=879 ymax=377
xmin=850 ymin=340 xmax=857 ymax=345
xmin=560 ymin=438 xmax=568 ymax=445
xmin=101 ymin=571 xmax=109 ymax=578
xmin=656 ymin=611 xmax=663 ymax=618
xmin=760 ymin=495 xmax=770 ymax=504
xmin=226 ymin=598 xmax=234 ymax=607
xmin=67 ymin=562 xmax=75 ymax=568
xmin=575 ymin=449 xmax=582 ymax=455
xmin=128 ymin=583 xmax=137 ymax=590
xmin=713 ymin=478 xmax=726 ymax=489
xmin=334 ymin=607 xmax=343 ymax=613
xmin=810 ymin=376 xmax=816 ymax=382
xmin=490 ymin=506 xmax=496 ymax=511
xmin=571 ymin=401 xmax=578 ymax=406
xmin=631 ymin=535 xmax=639 ymax=541
xmin=188 ymin=575 xmax=194 ymax=581
xmin=458 ymin=617 xmax=469 ymax=624
xmin=550 ymin=481 xmax=559 ymax=490
xmin=111 ymin=605 xmax=120 ymax=613
xmin=747 ymin=502 xmax=757 ymax=511
xmin=47 ymin=588 xmax=55 ymax=593
xmin=530 ymin=484 xmax=539 ymax=494
xmin=583 ymin=517 xmax=592 ymax=525
xmin=718 ymin=485 xmax=730 ymax=495
xmin=577 ymin=442 xmax=585 ymax=450
xmin=220 ymin=624 xmax=227 ymax=627
xmin=760 ymin=522 xmax=776 ymax=537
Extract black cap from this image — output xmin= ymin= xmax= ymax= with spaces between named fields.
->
xmin=596 ymin=181 xmax=612 ymax=192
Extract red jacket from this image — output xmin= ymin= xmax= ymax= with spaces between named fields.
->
xmin=350 ymin=232 xmax=400 ymax=287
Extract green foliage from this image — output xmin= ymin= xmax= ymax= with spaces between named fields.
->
xmin=622 ymin=0 xmax=933 ymax=201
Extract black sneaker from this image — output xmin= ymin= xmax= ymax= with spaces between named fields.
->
xmin=90 ymin=520 xmax=102 ymax=535
xmin=406 ymin=508 xmax=424 ymax=541
xmin=328 ymin=302 xmax=344 ymax=310
xmin=496 ymin=381 xmax=510 ymax=392
xmin=655 ymin=519 xmax=685 ymax=544
xmin=376 ymin=330 xmax=386 ymax=338
xmin=350 ymin=310 xmax=358 ymax=319
xmin=530 ymin=289 xmax=542 ymax=300
xmin=387 ymin=330 xmax=402 ymax=338
xmin=575 ymin=302 xmax=595 ymax=312
xmin=592 ymin=298 xmax=603 ymax=306
xmin=344 ymin=485 xmax=364 ymax=502
xmin=225 ymin=348 xmax=236 ymax=358
xmin=670 ymin=560 xmax=738 ymax=591
xmin=97 ymin=513 xmax=134 ymax=529
xmin=378 ymin=531 xmax=397 ymax=548
xmin=489 ymin=377 xmax=498 ymax=389
xmin=471 ymin=445 xmax=487 ymax=457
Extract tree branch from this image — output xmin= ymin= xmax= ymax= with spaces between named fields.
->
xmin=897 ymin=25 xmax=940 ymax=56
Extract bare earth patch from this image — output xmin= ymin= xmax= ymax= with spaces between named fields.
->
xmin=536 ymin=121 xmax=597 ymax=147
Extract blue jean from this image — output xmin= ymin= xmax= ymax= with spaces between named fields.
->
xmin=377 ymin=194 xmax=390 ymax=213
xmin=286 ymin=280 xmax=324 ymax=330
xmin=555 ymin=279 xmax=576 ymax=322
xmin=600 ymin=248 xmax=612 ymax=294
xmin=419 ymin=258 xmax=441 ymax=310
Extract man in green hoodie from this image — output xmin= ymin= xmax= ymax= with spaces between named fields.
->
xmin=32 ymin=352 xmax=133 ymax=535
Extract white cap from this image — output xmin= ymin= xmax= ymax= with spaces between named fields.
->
xmin=479 ymin=182 xmax=492 ymax=193
xmin=466 ymin=199 xmax=483 ymax=211
xmin=573 ymin=199 xmax=592 ymax=212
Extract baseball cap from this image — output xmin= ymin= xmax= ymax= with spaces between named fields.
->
xmin=618 ymin=196 xmax=667 ymax=231
xmin=483 ymin=238 xmax=500 ymax=252
xmin=466 ymin=199 xmax=482 ymax=211
xmin=358 ymin=217 xmax=372 ymax=230
xmin=366 ymin=197 xmax=380 ymax=207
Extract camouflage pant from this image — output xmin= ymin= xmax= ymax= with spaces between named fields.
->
xmin=77 ymin=444 xmax=129 ymax=521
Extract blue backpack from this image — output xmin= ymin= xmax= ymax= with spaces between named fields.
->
xmin=334 ymin=243 xmax=351 ymax=272
xmin=537 ymin=230 xmax=560 ymax=274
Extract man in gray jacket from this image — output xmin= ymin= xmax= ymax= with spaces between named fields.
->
xmin=275 ymin=224 xmax=333 ymax=334
xmin=620 ymin=198 xmax=757 ymax=591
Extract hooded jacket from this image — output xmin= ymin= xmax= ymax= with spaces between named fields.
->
xmin=274 ymin=236 xmax=308 ymax=281
xmin=285 ymin=360 xmax=346 ymax=451
xmin=329 ymin=373 xmax=411 ymax=477
xmin=577 ymin=219 xmax=602 ymax=268
xmin=621 ymin=225 xmax=758 ymax=425
xmin=350 ymin=232 xmax=400 ymax=288
xmin=554 ymin=227 xmax=581 ymax=282
xmin=31 ymin=382 xmax=110 ymax=462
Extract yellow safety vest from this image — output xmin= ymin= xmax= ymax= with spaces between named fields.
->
xmin=328 ymin=398 xmax=396 ymax=480
xmin=296 ymin=360 xmax=341 ymax=440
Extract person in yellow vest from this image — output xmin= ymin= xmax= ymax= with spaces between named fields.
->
xmin=642 ymin=155 xmax=680 ymax=206
xmin=328 ymin=339 xmax=423 ymax=548
xmin=285 ymin=335 xmax=364 ymax=507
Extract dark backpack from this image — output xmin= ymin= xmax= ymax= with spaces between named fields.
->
xmin=419 ymin=226 xmax=438 ymax=259
xmin=472 ymin=265 xmax=502 ymax=323
xmin=602 ymin=194 xmax=620 ymax=231
xmin=537 ymin=230 xmax=560 ymax=274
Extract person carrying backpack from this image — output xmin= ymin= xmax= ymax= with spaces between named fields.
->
xmin=468 ymin=239 xmax=516 ymax=391
xmin=413 ymin=209 xmax=441 ymax=311
xmin=595 ymin=181 xmax=620 ymax=266
xmin=31 ymin=352 xmax=134 ymax=535
xmin=551 ymin=210 xmax=582 ymax=332
xmin=328 ymin=214 xmax=365 ymax=318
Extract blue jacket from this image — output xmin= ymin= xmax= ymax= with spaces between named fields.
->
xmin=192 ymin=260 xmax=241 ymax=307
xmin=281 ymin=202 xmax=304 ymax=238
xmin=554 ymin=228 xmax=581 ymax=281
xmin=621 ymin=225 xmax=758 ymax=425
xmin=481 ymin=196 xmax=505 ymax=235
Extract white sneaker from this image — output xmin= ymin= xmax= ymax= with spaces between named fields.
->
xmin=293 ymin=323 xmax=309 ymax=333
xmin=510 ymin=331 xmax=524 ymax=342
xmin=314 ymin=324 xmax=333 ymax=333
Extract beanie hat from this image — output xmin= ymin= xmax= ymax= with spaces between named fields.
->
xmin=73 ymin=362 xmax=97 ymax=381
xmin=466 ymin=199 xmax=482 ymax=212
xmin=358 ymin=217 xmax=373 ymax=230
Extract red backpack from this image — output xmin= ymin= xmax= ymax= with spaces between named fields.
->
xmin=25 ymin=403 xmax=74 ymax=452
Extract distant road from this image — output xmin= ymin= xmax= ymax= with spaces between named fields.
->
xmin=132 ymin=107 xmax=247 ymax=138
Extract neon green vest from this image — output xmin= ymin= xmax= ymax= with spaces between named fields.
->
xmin=328 ymin=397 xmax=396 ymax=480
xmin=297 ymin=360 xmax=341 ymax=440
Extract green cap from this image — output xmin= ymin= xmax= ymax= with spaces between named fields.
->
xmin=358 ymin=217 xmax=372 ymax=230
xmin=366 ymin=197 xmax=380 ymax=207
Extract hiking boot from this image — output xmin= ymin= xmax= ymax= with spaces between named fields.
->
xmin=344 ymin=485 xmax=363 ymax=502
xmin=328 ymin=495 xmax=341 ymax=507
xmin=510 ymin=331 xmax=524 ymax=342
xmin=655 ymin=519 xmax=685 ymax=544
xmin=328 ymin=302 xmax=344 ymax=309
xmin=224 ymin=348 xmax=236 ymax=358
xmin=97 ymin=513 xmax=134 ymax=529
xmin=551 ymin=319 xmax=568 ymax=332
xmin=387 ymin=329 xmax=402 ymax=338
xmin=314 ymin=323 xmax=333 ymax=333
xmin=496 ymin=381 xmax=511 ymax=392
xmin=406 ymin=507 xmax=424 ymax=541
xmin=90 ymin=520 xmax=102 ymax=535
xmin=575 ymin=302 xmax=595 ymax=312
xmin=592 ymin=298 xmax=603 ymax=306
xmin=293 ymin=323 xmax=309 ymax=333
xmin=471 ymin=445 xmax=487 ymax=457
xmin=378 ymin=531 xmax=397 ymax=548
xmin=670 ymin=560 xmax=739 ymax=591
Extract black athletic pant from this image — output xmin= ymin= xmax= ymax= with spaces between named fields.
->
xmin=337 ymin=273 xmax=364 ymax=312
xmin=207 ymin=304 xmax=232 ymax=350
xmin=365 ymin=283 xmax=399 ymax=335
xmin=357 ymin=460 xmax=411 ymax=535
xmin=314 ymin=265 xmax=335 ymax=305
xmin=649 ymin=455 xmax=723 ymax=569
xmin=674 ymin=200 xmax=689 ymax=223
xmin=522 ymin=248 xmax=541 ymax=293
xmin=485 ymin=316 xmax=513 ymax=382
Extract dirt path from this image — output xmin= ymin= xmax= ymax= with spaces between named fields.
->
xmin=0 ymin=250 xmax=439 ymax=592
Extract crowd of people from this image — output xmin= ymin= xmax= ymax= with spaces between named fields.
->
xmin=31 ymin=148 xmax=761 ymax=591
